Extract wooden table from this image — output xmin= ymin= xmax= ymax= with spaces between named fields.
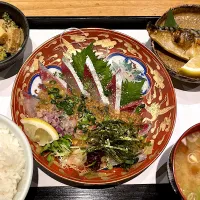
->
xmin=6 ymin=0 xmax=200 ymax=16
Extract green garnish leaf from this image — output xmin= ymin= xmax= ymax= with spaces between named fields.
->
xmin=72 ymin=43 xmax=93 ymax=79
xmin=40 ymin=143 xmax=51 ymax=154
xmin=85 ymin=46 xmax=112 ymax=96
xmin=120 ymin=79 xmax=145 ymax=106
xmin=54 ymin=95 xmax=79 ymax=115
xmin=72 ymin=43 xmax=112 ymax=96
xmin=121 ymin=157 xmax=139 ymax=170
xmin=164 ymin=9 xmax=179 ymax=28
xmin=59 ymin=72 xmax=64 ymax=80
xmin=53 ymin=71 xmax=58 ymax=76
xmin=135 ymin=106 xmax=141 ymax=114
xmin=2 ymin=12 xmax=18 ymax=28
xmin=47 ymin=154 xmax=53 ymax=162
xmin=135 ymin=104 xmax=145 ymax=114
xmin=125 ymin=159 xmax=136 ymax=165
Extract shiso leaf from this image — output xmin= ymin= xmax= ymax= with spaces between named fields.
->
xmin=164 ymin=9 xmax=179 ymax=28
xmin=72 ymin=43 xmax=112 ymax=96
xmin=120 ymin=79 xmax=145 ymax=107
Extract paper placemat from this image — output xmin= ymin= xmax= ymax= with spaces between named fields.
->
xmin=0 ymin=29 xmax=200 ymax=186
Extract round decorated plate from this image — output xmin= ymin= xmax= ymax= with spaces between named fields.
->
xmin=11 ymin=28 xmax=176 ymax=185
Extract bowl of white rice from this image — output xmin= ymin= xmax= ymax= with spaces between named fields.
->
xmin=0 ymin=114 xmax=33 ymax=200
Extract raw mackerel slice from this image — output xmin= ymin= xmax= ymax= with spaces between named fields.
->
xmin=106 ymin=69 xmax=122 ymax=112
xmin=38 ymin=62 xmax=69 ymax=94
xmin=23 ymin=92 xmax=39 ymax=117
xmin=120 ymin=99 xmax=142 ymax=112
xmin=138 ymin=123 xmax=152 ymax=136
xmin=84 ymin=56 xmax=109 ymax=105
xmin=61 ymin=56 xmax=89 ymax=96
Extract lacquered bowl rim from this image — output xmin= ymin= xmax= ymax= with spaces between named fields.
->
xmin=11 ymin=27 xmax=177 ymax=185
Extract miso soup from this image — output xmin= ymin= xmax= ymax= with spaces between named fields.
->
xmin=175 ymin=131 xmax=200 ymax=200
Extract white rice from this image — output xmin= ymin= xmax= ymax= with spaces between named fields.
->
xmin=0 ymin=124 xmax=25 ymax=200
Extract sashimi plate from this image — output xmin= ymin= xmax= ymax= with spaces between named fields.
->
xmin=11 ymin=28 xmax=176 ymax=185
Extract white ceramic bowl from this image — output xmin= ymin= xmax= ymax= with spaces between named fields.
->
xmin=0 ymin=114 xmax=33 ymax=200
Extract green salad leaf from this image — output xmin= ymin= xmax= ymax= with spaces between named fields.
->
xmin=120 ymin=79 xmax=145 ymax=106
xmin=164 ymin=9 xmax=179 ymax=28
xmin=84 ymin=45 xmax=112 ymax=96
xmin=72 ymin=43 xmax=112 ymax=96
xmin=41 ymin=135 xmax=72 ymax=160
xmin=72 ymin=43 xmax=93 ymax=79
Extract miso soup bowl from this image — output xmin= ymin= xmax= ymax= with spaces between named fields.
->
xmin=167 ymin=123 xmax=200 ymax=199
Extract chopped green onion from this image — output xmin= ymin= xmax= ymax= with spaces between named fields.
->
xmin=47 ymin=154 xmax=53 ymax=162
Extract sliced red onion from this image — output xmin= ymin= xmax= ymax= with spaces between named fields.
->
xmin=55 ymin=126 xmax=65 ymax=135
xmin=35 ymin=109 xmax=77 ymax=135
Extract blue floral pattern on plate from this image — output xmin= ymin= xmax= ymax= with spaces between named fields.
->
xmin=107 ymin=53 xmax=151 ymax=95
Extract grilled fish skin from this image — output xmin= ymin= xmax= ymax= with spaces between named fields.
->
xmin=147 ymin=22 xmax=200 ymax=60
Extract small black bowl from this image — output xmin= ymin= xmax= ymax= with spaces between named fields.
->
xmin=0 ymin=1 xmax=29 ymax=71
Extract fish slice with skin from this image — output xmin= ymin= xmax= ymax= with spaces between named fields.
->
xmin=120 ymin=100 xmax=143 ymax=112
xmin=147 ymin=22 xmax=200 ymax=60
xmin=107 ymin=69 xmax=144 ymax=113
xmin=61 ymin=56 xmax=89 ymax=96
xmin=138 ymin=123 xmax=152 ymax=137
xmin=38 ymin=61 xmax=70 ymax=95
xmin=23 ymin=92 xmax=39 ymax=117
xmin=106 ymin=69 xmax=122 ymax=113
xmin=84 ymin=56 xmax=109 ymax=105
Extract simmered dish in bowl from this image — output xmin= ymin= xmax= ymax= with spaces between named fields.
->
xmin=0 ymin=12 xmax=24 ymax=61
xmin=0 ymin=1 xmax=29 ymax=71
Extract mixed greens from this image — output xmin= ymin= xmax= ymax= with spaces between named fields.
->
xmin=41 ymin=135 xmax=72 ymax=163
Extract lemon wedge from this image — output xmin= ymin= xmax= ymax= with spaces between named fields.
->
xmin=21 ymin=118 xmax=59 ymax=146
xmin=179 ymin=55 xmax=200 ymax=78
